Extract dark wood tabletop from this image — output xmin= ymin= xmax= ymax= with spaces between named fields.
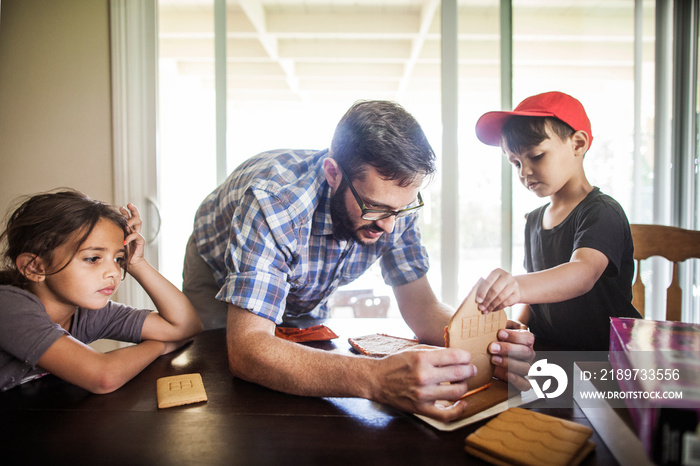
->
xmin=0 ymin=318 xmax=621 ymax=466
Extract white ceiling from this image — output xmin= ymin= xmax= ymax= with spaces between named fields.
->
xmin=158 ymin=0 xmax=651 ymax=103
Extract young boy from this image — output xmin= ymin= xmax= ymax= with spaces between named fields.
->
xmin=473 ymin=91 xmax=641 ymax=351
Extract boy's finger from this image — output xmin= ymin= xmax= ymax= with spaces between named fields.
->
xmin=474 ymin=278 xmax=488 ymax=303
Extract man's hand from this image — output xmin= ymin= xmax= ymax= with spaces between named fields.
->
xmin=488 ymin=326 xmax=535 ymax=391
xmin=372 ymin=347 xmax=477 ymax=422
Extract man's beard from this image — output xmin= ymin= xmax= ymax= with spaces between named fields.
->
xmin=330 ymin=183 xmax=383 ymax=245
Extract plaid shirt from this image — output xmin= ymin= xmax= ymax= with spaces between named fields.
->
xmin=192 ymin=149 xmax=429 ymax=324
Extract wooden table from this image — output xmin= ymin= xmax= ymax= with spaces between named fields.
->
xmin=0 ymin=318 xmax=620 ymax=465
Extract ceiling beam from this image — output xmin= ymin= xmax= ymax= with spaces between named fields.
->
xmin=238 ymin=0 xmax=299 ymax=95
xmin=396 ymin=0 xmax=439 ymax=99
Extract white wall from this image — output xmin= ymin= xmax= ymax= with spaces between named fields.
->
xmin=0 ymin=0 xmax=113 ymax=215
xmin=0 ymin=0 xmax=120 ymax=350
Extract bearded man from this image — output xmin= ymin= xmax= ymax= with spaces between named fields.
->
xmin=183 ymin=100 xmax=534 ymax=422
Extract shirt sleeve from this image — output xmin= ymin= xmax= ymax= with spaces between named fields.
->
xmin=573 ymin=197 xmax=630 ymax=276
xmin=71 ymin=302 xmax=150 ymax=344
xmin=215 ymin=187 xmax=298 ymax=324
xmin=379 ymin=215 xmax=430 ymax=287
xmin=0 ymin=287 xmax=67 ymax=367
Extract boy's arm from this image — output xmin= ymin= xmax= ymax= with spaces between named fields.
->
xmin=476 ymin=247 xmax=609 ymax=313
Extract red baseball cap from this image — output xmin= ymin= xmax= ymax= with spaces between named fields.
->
xmin=475 ymin=91 xmax=593 ymax=149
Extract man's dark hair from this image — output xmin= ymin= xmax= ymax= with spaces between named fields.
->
xmin=330 ymin=100 xmax=436 ymax=186
xmin=501 ymin=116 xmax=575 ymax=155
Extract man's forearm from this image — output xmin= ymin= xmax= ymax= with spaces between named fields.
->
xmin=226 ymin=304 xmax=380 ymax=398
xmin=228 ymin=330 xmax=379 ymax=398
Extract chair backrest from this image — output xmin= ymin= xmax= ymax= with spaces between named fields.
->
xmin=630 ymin=224 xmax=700 ymax=321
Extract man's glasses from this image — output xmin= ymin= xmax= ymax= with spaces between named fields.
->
xmin=337 ymin=163 xmax=424 ymax=221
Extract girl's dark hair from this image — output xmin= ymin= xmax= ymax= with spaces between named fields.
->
xmin=330 ymin=100 xmax=436 ymax=186
xmin=0 ymin=189 xmax=129 ymax=288
xmin=501 ymin=115 xmax=575 ymax=155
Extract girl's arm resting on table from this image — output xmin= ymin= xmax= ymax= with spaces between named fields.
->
xmin=37 ymin=334 xmax=185 ymax=394
xmin=128 ymin=259 xmax=203 ymax=342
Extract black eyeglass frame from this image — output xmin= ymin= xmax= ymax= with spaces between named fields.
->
xmin=336 ymin=163 xmax=424 ymax=221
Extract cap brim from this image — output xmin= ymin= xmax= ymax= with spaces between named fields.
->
xmin=475 ymin=110 xmax=556 ymax=147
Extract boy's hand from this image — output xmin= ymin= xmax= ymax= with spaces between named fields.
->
xmin=120 ymin=203 xmax=146 ymax=268
xmin=475 ymin=268 xmax=522 ymax=313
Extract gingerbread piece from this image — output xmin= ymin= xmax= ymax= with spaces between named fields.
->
xmin=445 ymin=288 xmax=507 ymax=389
xmin=157 ymin=373 xmax=208 ymax=409
xmin=464 ymin=407 xmax=595 ymax=466
xmin=348 ymin=333 xmax=421 ymax=357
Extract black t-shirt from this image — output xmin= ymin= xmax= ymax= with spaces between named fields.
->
xmin=524 ymin=188 xmax=641 ymax=351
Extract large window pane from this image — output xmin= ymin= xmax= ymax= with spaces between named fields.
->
xmin=508 ymin=1 xmax=656 ymax=281
xmin=157 ymin=0 xmax=661 ymax=322
xmin=456 ymin=1 xmax=502 ymax=300
xmin=158 ymin=1 xmax=217 ymax=289
xmin=158 ymin=1 xmax=443 ymax=318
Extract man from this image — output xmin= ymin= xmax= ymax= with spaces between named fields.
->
xmin=184 ymin=100 xmax=534 ymax=421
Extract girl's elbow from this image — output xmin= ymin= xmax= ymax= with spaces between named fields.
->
xmin=87 ymin=372 xmax=125 ymax=394
xmin=178 ymin=320 xmax=203 ymax=340
xmin=192 ymin=318 xmax=204 ymax=335
xmin=181 ymin=310 xmax=204 ymax=337
xmin=165 ymin=315 xmax=204 ymax=341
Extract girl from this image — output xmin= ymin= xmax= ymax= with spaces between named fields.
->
xmin=0 ymin=189 xmax=203 ymax=393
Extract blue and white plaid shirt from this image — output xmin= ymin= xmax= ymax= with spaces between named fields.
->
xmin=193 ymin=149 xmax=429 ymax=324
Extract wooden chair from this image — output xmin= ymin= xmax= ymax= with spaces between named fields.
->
xmin=630 ymin=224 xmax=700 ymax=321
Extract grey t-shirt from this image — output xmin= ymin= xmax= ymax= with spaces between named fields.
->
xmin=0 ymin=285 xmax=150 ymax=391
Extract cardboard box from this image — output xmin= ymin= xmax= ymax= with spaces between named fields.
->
xmin=609 ymin=317 xmax=700 ymax=465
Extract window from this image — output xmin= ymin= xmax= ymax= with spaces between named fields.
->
xmin=153 ymin=0 xmax=696 ymax=323
xmin=157 ymin=0 xmax=444 ymax=318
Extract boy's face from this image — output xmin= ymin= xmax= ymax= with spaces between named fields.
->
xmin=503 ymin=124 xmax=583 ymax=199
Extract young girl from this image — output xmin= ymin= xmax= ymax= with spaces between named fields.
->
xmin=0 ymin=189 xmax=203 ymax=393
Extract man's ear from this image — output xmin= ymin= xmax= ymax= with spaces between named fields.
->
xmin=572 ymin=130 xmax=590 ymax=155
xmin=16 ymin=253 xmax=46 ymax=282
xmin=323 ymin=158 xmax=342 ymax=189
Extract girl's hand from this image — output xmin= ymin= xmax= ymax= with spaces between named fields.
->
xmin=161 ymin=338 xmax=194 ymax=356
xmin=120 ymin=203 xmax=146 ymax=268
